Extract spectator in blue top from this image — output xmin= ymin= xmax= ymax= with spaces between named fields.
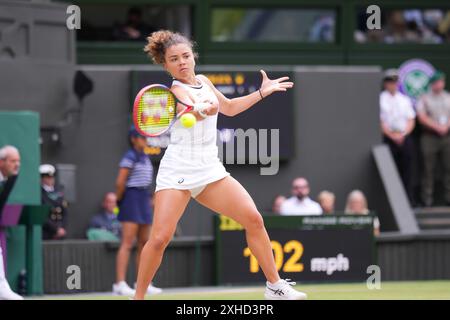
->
xmin=112 ymin=127 xmax=162 ymax=296
xmin=88 ymin=192 xmax=122 ymax=239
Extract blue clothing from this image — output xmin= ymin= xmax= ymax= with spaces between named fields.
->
xmin=118 ymin=148 xmax=154 ymax=224
xmin=119 ymin=149 xmax=153 ymax=188
xmin=118 ymin=188 xmax=152 ymax=224
xmin=89 ymin=211 xmax=122 ymax=238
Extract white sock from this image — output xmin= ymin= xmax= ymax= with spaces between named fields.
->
xmin=268 ymin=279 xmax=282 ymax=286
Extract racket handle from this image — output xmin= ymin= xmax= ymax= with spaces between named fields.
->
xmin=193 ymin=102 xmax=210 ymax=112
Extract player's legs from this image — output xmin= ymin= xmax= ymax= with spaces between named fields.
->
xmin=136 ymin=224 xmax=151 ymax=275
xmin=196 ymin=176 xmax=306 ymax=300
xmin=0 ymin=246 xmax=23 ymax=300
xmin=421 ymin=133 xmax=439 ymax=205
xmin=116 ymin=222 xmax=139 ymax=283
xmin=134 ymin=189 xmax=191 ymax=299
xmin=195 ymin=176 xmax=279 ymax=284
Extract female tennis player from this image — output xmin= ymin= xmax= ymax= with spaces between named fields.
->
xmin=134 ymin=30 xmax=307 ymax=300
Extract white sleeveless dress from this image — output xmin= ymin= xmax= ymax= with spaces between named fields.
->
xmin=155 ymin=75 xmax=230 ymax=197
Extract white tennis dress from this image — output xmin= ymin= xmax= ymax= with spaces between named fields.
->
xmin=155 ymin=75 xmax=230 ymax=197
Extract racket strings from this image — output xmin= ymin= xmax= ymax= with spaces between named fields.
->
xmin=137 ymin=88 xmax=176 ymax=135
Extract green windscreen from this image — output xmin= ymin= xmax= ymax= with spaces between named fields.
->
xmin=0 ymin=111 xmax=40 ymax=205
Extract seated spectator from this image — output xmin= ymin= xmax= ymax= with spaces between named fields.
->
xmin=384 ymin=10 xmax=421 ymax=43
xmin=271 ymin=195 xmax=286 ymax=215
xmin=355 ymin=9 xmax=448 ymax=44
xmin=380 ymin=69 xmax=416 ymax=203
xmin=87 ymin=192 xmax=121 ymax=241
xmin=40 ymin=164 xmax=68 ymax=240
xmin=317 ymin=190 xmax=335 ymax=214
xmin=438 ymin=11 xmax=450 ymax=40
xmin=112 ymin=7 xmax=155 ymax=41
xmin=345 ymin=190 xmax=380 ymax=236
xmin=280 ymin=177 xmax=322 ymax=215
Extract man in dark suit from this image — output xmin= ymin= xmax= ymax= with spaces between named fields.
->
xmin=0 ymin=145 xmax=23 ymax=300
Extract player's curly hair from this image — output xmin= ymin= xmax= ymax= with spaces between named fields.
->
xmin=144 ymin=30 xmax=198 ymax=64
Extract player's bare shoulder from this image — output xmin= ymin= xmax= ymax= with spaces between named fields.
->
xmin=171 ymin=82 xmax=196 ymax=105
xmin=197 ymin=74 xmax=214 ymax=87
xmin=170 ymin=83 xmax=185 ymax=95
xmin=197 ymin=74 xmax=221 ymax=95
xmin=171 ymin=83 xmax=189 ymax=100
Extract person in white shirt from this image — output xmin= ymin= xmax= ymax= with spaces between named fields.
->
xmin=280 ymin=177 xmax=323 ymax=215
xmin=380 ymin=69 xmax=416 ymax=202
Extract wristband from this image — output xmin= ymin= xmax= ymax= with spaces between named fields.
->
xmin=258 ymin=89 xmax=264 ymax=100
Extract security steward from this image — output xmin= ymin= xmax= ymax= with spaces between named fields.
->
xmin=40 ymin=164 xmax=68 ymax=240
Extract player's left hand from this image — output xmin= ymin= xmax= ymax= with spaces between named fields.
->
xmin=259 ymin=70 xmax=294 ymax=98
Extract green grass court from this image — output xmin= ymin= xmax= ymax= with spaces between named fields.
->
xmin=30 ymin=281 xmax=450 ymax=300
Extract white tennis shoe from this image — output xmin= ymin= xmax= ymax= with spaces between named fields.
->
xmin=0 ymin=279 xmax=23 ymax=300
xmin=264 ymin=279 xmax=307 ymax=300
xmin=112 ymin=281 xmax=135 ymax=296
xmin=134 ymin=282 xmax=163 ymax=295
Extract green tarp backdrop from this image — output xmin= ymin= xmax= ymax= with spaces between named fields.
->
xmin=0 ymin=111 xmax=40 ymax=205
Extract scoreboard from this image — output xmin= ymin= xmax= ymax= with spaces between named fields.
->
xmin=132 ymin=69 xmax=295 ymax=162
xmin=215 ymin=215 xmax=375 ymax=284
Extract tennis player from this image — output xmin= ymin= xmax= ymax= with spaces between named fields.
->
xmin=134 ymin=30 xmax=307 ymax=300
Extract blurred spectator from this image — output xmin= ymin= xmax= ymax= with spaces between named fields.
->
xmin=417 ymin=71 xmax=450 ymax=206
xmin=317 ymin=190 xmax=335 ymax=214
xmin=280 ymin=177 xmax=322 ymax=215
xmin=309 ymin=14 xmax=335 ymax=42
xmin=113 ymin=127 xmax=161 ymax=296
xmin=0 ymin=145 xmax=23 ymax=300
xmin=384 ymin=10 xmax=421 ymax=43
xmin=40 ymin=164 xmax=68 ymax=240
xmin=380 ymin=69 xmax=416 ymax=202
xmin=87 ymin=192 xmax=121 ymax=240
xmin=112 ymin=7 xmax=155 ymax=41
xmin=405 ymin=9 xmax=445 ymax=43
xmin=345 ymin=190 xmax=380 ymax=236
xmin=355 ymin=9 xmax=448 ymax=43
xmin=271 ymin=195 xmax=286 ymax=214
xmin=438 ymin=11 xmax=450 ymax=40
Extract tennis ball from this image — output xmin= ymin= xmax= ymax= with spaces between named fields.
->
xmin=180 ymin=113 xmax=197 ymax=128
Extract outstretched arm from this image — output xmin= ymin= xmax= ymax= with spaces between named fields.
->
xmin=198 ymin=70 xmax=294 ymax=117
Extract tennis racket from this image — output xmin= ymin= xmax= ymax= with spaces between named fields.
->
xmin=133 ymin=84 xmax=209 ymax=137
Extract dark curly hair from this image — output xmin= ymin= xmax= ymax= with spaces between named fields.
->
xmin=144 ymin=30 xmax=198 ymax=64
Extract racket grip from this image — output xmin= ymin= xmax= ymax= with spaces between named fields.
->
xmin=193 ymin=102 xmax=210 ymax=112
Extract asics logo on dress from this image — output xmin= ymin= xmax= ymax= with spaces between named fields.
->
xmin=178 ymin=178 xmax=184 ymax=184
xmin=268 ymin=288 xmax=284 ymax=296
